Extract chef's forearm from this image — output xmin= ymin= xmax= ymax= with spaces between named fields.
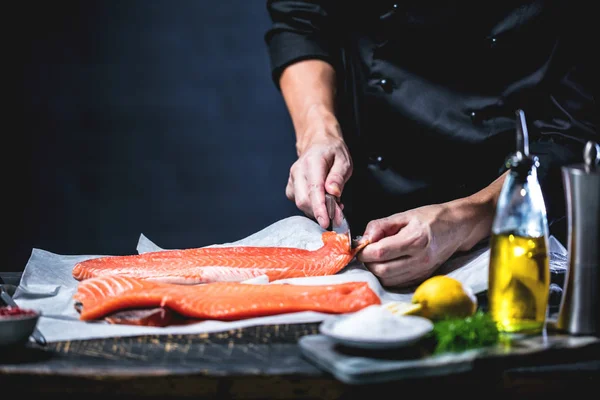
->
xmin=279 ymin=59 xmax=341 ymax=156
xmin=449 ymin=170 xmax=509 ymax=252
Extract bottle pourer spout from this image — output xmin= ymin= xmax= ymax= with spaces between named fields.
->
xmin=515 ymin=109 xmax=530 ymax=159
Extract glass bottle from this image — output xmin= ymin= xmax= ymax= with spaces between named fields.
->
xmin=488 ymin=109 xmax=550 ymax=335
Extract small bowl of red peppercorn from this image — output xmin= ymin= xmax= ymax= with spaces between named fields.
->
xmin=0 ymin=305 xmax=41 ymax=347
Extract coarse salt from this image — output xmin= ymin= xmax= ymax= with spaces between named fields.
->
xmin=330 ymin=304 xmax=417 ymax=340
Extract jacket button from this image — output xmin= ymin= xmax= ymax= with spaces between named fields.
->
xmin=368 ymin=154 xmax=387 ymax=169
xmin=380 ymin=3 xmax=399 ymax=19
xmin=469 ymin=110 xmax=482 ymax=124
xmin=378 ymin=78 xmax=394 ymax=93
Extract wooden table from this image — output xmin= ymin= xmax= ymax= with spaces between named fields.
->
xmin=1 ymin=272 xmax=599 ymax=399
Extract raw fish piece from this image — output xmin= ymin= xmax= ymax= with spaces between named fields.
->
xmin=73 ymin=231 xmax=366 ymax=284
xmin=74 ymin=275 xmax=381 ymax=322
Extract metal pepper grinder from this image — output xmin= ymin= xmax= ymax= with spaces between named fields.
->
xmin=555 ymin=140 xmax=600 ymax=336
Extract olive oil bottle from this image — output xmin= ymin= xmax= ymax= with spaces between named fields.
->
xmin=488 ymin=110 xmax=550 ymax=335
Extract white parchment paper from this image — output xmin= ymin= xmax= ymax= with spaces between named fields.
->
xmin=11 ymin=216 xmax=567 ymax=343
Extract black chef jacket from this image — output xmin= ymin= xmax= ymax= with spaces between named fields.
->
xmin=264 ymin=1 xmax=597 ymax=237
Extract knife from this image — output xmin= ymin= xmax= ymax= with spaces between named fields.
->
xmin=0 ymin=285 xmax=47 ymax=346
xmin=325 ymin=194 xmax=357 ymax=249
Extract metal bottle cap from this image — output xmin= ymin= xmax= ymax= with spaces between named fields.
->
xmin=583 ymin=140 xmax=600 ymax=173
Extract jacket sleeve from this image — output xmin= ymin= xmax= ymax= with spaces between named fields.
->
xmin=264 ymin=0 xmax=341 ymax=89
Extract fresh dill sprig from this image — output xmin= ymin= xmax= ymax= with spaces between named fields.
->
xmin=431 ymin=310 xmax=500 ymax=354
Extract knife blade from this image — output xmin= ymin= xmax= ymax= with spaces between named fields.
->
xmin=325 ymin=194 xmax=353 ymax=247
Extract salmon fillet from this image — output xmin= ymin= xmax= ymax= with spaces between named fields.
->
xmin=72 ymin=231 xmax=367 ymax=284
xmin=73 ymin=275 xmax=381 ymax=321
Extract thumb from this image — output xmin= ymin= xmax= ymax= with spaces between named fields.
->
xmin=363 ymin=214 xmax=408 ymax=243
xmin=325 ymin=158 xmax=351 ymax=197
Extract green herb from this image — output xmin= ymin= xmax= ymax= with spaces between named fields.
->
xmin=430 ymin=310 xmax=499 ymax=354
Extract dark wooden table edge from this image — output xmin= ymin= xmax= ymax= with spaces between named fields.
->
xmin=1 ymin=365 xmax=599 ymax=399
xmin=2 ymin=271 xmax=599 ymax=398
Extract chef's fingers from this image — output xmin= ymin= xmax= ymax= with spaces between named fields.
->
xmin=358 ymin=221 xmax=426 ymax=262
xmin=285 ymin=174 xmax=295 ymax=201
xmin=325 ymin=156 xmax=352 ymax=197
xmin=364 ymin=256 xmax=428 ymax=288
xmin=358 ymin=235 xmax=414 ymax=263
xmin=308 ymin=186 xmax=329 ymax=229
xmin=361 ymin=214 xmax=409 ymax=244
xmin=295 ymin=178 xmax=316 ymax=219
xmin=363 ymin=256 xmax=422 ymax=288
xmin=305 ymin=165 xmax=329 ymax=230
xmin=287 ymin=162 xmax=317 ymax=221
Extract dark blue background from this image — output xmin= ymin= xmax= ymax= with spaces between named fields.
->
xmin=10 ymin=1 xmax=300 ymax=272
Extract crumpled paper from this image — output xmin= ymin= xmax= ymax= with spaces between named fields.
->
xmin=11 ymin=216 xmax=567 ymax=343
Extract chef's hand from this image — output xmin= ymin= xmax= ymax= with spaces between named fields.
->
xmin=286 ymin=126 xmax=353 ymax=230
xmin=357 ymin=198 xmax=495 ymax=288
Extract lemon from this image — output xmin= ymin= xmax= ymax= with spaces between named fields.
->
xmin=383 ymin=301 xmax=423 ymax=316
xmin=410 ymin=275 xmax=478 ymax=321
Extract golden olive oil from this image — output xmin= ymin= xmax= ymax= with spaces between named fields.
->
xmin=488 ymin=232 xmax=550 ymax=334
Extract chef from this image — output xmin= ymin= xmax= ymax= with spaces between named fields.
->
xmin=263 ymin=1 xmax=597 ymax=287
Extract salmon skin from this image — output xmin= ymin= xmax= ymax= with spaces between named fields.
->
xmin=105 ymin=308 xmax=194 ymax=327
xmin=73 ymin=275 xmax=381 ymax=322
xmin=72 ymin=231 xmax=367 ymax=284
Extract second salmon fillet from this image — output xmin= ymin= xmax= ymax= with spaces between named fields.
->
xmin=74 ymin=275 xmax=381 ymax=321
